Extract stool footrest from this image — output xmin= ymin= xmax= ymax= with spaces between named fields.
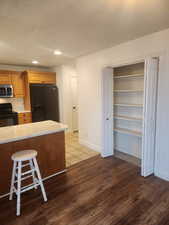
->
xmin=15 ymin=169 xmax=35 ymax=178
xmin=20 ymin=183 xmax=40 ymax=194
xmin=21 ymin=169 xmax=35 ymax=176
xmin=12 ymin=182 xmax=40 ymax=195
xmin=14 ymin=174 xmax=37 ymax=183
xmin=16 ymin=163 xmax=30 ymax=169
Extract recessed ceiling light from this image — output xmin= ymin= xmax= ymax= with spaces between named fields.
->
xmin=32 ymin=60 xmax=39 ymax=64
xmin=54 ymin=50 xmax=62 ymax=55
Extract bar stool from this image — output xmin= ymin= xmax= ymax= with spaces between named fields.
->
xmin=9 ymin=150 xmax=47 ymax=216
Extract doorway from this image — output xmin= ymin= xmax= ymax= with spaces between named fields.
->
xmin=66 ymin=75 xmax=99 ymax=167
xmin=65 ymin=132 xmax=99 ymax=167
xmin=71 ymin=75 xmax=78 ymax=132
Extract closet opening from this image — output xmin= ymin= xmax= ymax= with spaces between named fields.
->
xmin=102 ymin=58 xmax=158 ymax=177
xmin=113 ymin=62 xmax=144 ymax=167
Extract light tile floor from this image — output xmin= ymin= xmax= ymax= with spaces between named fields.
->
xmin=65 ymin=132 xmax=99 ymax=167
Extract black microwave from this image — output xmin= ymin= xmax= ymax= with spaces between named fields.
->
xmin=0 ymin=85 xmax=13 ymax=98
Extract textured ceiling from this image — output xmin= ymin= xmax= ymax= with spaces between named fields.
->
xmin=0 ymin=0 xmax=169 ymax=67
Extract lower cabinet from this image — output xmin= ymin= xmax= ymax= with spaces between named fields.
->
xmin=18 ymin=112 xmax=32 ymax=124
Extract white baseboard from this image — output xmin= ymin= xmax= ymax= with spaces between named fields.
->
xmin=79 ymin=139 xmax=101 ymax=153
xmin=101 ymin=152 xmax=113 ymax=158
xmin=155 ymin=171 xmax=169 ymax=182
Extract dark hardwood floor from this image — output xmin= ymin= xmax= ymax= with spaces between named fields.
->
xmin=1 ymin=155 xmax=169 ymax=225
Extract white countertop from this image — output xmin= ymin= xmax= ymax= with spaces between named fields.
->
xmin=0 ymin=121 xmax=68 ymax=144
xmin=16 ymin=110 xmax=31 ymax=113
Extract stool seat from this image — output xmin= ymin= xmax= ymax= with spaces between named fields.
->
xmin=12 ymin=150 xmax=37 ymax=161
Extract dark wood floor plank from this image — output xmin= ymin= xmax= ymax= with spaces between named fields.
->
xmin=0 ymin=155 xmax=169 ymax=225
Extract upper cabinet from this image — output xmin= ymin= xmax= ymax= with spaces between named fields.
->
xmin=0 ymin=70 xmax=12 ymax=84
xmin=11 ymin=72 xmax=25 ymax=98
xmin=0 ymin=71 xmax=25 ymax=98
xmin=27 ymin=71 xmax=56 ymax=84
xmin=23 ymin=70 xmax=57 ymax=111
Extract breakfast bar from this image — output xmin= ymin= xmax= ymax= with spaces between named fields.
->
xmin=0 ymin=120 xmax=67 ymax=197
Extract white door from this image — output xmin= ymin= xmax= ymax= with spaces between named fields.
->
xmin=71 ymin=76 xmax=78 ymax=132
xmin=141 ymin=57 xmax=159 ymax=176
xmin=101 ymin=67 xmax=114 ymax=157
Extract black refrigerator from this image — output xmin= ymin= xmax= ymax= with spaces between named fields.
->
xmin=30 ymin=84 xmax=59 ymax=122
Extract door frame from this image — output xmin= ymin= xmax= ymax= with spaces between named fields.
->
xmin=141 ymin=58 xmax=159 ymax=176
xmin=101 ymin=67 xmax=114 ymax=157
xmin=71 ymin=74 xmax=78 ymax=132
xmin=101 ymin=58 xmax=159 ymax=176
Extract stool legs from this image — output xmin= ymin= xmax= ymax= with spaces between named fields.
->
xmin=9 ymin=161 xmax=17 ymax=201
xmin=9 ymin=161 xmax=22 ymax=216
xmin=17 ymin=161 xmax=22 ymax=216
xmin=29 ymin=159 xmax=37 ymax=189
xmin=33 ymin=157 xmax=47 ymax=202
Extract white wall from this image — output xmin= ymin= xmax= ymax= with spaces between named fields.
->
xmin=76 ymin=28 xmax=169 ymax=181
xmin=54 ymin=63 xmax=77 ymax=131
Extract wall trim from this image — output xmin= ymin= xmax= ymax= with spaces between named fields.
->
xmin=79 ymin=138 xmax=101 ymax=153
xmin=155 ymin=171 xmax=169 ymax=182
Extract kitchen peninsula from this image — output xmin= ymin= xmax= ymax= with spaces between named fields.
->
xmin=0 ymin=120 xmax=67 ymax=197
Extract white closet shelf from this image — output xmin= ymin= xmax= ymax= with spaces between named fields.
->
xmin=114 ymin=89 xmax=143 ymax=93
xmin=114 ymin=74 xmax=144 ymax=79
xmin=114 ymin=103 xmax=143 ymax=107
xmin=114 ymin=128 xmax=142 ymax=137
xmin=114 ymin=115 xmax=142 ymax=121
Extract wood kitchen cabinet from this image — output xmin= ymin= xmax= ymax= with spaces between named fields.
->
xmin=11 ymin=72 xmax=25 ymax=98
xmin=0 ymin=70 xmax=25 ymax=98
xmin=0 ymin=71 xmax=12 ymax=84
xmin=27 ymin=71 xmax=56 ymax=84
xmin=28 ymin=72 xmax=42 ymax=83
xmin=41 ymin=73 xmax=56 ymax=84
xmin=23 ymin=70 xmax=57 ymax=111
xmin=18 ymin=112 xmax=32 ymax=124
